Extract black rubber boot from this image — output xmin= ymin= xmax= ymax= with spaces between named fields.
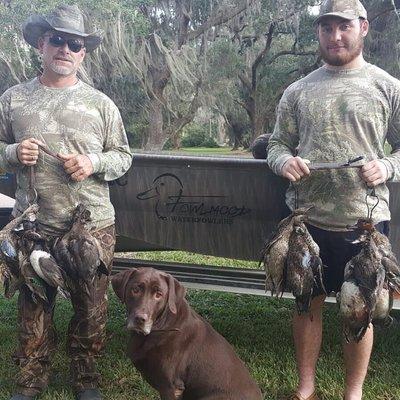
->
xmin=75 ymin=389 xmax=102 ymax=400
xmin=9 ymin=395 xmax=35 ymax=400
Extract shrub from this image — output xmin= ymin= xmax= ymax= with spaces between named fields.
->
xmin=181 ymin=123 xmax=219 ymax=148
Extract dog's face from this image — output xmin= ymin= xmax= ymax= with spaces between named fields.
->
xmin=111 ymin=267 xmax=185 ymax=335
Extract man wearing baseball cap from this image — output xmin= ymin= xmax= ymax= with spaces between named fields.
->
xmin=0 ymin=4 xmax=132 ymax=400
xmin=268 ymin=0 xmax=400 ymax=399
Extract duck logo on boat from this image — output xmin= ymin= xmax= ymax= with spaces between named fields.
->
xmin=136 ymin=173 xmax=251 ymax=224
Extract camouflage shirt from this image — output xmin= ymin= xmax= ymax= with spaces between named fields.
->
xmin=0 ymin=78 xmax=132 ymax=235
xmin=267 ymin=63 xmax=400 ymax=231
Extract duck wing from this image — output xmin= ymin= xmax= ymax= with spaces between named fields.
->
xmin=372 ymin=283 xmax=393 ymax=328
xmin=19 ymin=251 xmax=48 ymax=305
xmin=0 ymin=238 xmax=18 ymax=260
xmin=263 ymin=236 xmax=289 ymax=297
xmin=72 ymin=233 xmax=108 ymax=277
xmin=338 ymin=279 xmax=369 ymax=343
xmin=287 ymin=249 xmax=316 ymax=315
xmin=1 ymin=265 xmax=23 ymax=299
xmin=0 ymin=238 xmax=20 ymax=276
xmin=53 ymin=236 xmax=79 ymax=281
xmin=261 ymin=219 xmax=294 ymax=297
xmin=380 ymin=256 xmax=400 ymax=294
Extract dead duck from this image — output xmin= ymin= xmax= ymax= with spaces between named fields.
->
xmin=348 ymin=218 xmax=400 ymax=294
xmin=261 ymin=206 xmax=312 ymax=297
xmin=0 ymin=204 xmax=39 ymax=269
xmin=18 ymin=219 xmax=70 ymax=299
xmin=337 ymin=279 xmax=366 ymax=342
xmin=53 ymin=203 xmax=108 ymax=295
xmin=0 ymin=204 xmax=39 ymax=298
xmin=338 ymin=235 xmax=386 ymax=342
xmin=286 ymin=219 xmax=324 ymax=314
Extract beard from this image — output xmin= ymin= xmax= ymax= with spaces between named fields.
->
xmin=319 ymin=35 xmax=364 ymax=67
xmin=49 ymin=62 xmax=77 ymax=76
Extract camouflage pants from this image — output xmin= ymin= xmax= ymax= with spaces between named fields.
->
xmin=13 ymin=225 xmax=116 ymax=396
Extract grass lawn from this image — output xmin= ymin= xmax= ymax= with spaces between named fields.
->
xmin=178 ymin=146 xmax=250 ymax=156
xmin=1 ymin=251 xmax=400 ymax=399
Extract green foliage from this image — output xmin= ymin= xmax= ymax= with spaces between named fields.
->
xmin=181 ymin=123 xmax=219 ymax=148
xmin=364 ymin=13 xmax=400 ymax=79
xmin=1 ymin=0 xmax=400 ymax=149
xmin=125 ymin=121 xmax=147 ymax=148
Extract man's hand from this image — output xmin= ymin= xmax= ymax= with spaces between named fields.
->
xmin=360 ymin=160 xmax=388 ymax=187
xmin=17 ymin=138 xmax=46 ymax=165
xmin=281 ymin=156 xmax=310 ymax=182
xmin=58 ymin=153 xmax=94 ymax=182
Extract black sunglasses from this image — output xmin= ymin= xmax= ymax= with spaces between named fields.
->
xmin=46 ymin=34 xmax=85 ymax=53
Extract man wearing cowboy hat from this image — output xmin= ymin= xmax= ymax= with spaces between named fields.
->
xmin=0 ymin=4 xmax=132 ymax=400
xmin=268 ymin=0 xmax=400 ymax=399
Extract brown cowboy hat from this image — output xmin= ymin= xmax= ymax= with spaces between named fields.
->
xmin=22 ymin=4 xmax=102 ymax=52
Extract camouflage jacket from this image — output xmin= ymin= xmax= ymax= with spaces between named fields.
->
xmin=267 ymin=63 xmax=400 ymax=231
xmin=0 ymin=78 xmax=132 ymax=235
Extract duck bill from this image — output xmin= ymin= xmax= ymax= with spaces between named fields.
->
xmin=137 ymin=187 xmax=158 ymax=200
xmin=346 ymin=223 xmax=358 ymax=231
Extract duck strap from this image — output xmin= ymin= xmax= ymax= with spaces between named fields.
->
xmin=26 ymin=166 xmax=38 ymax=206
xmin=26 ymin=145 xmax=64 ymax=206
xmin=365 ymin=186 xmax=379 ymax=219
xmin=38 ymin=144 xmax=65 ymax=162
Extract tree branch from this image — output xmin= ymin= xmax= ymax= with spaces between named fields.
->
xmin=368 ymin=0 xmax=400 ymax=22
xmin=252 ymin=23 xmax=275 ymax=91
xmin=234 ymin=98 xmax=252 ymax=114
xmin=187 ymin=0 xmax=252 ymax=41
xmin=176 ymin=1 xmax=192 ymax=48
xmin=238 ymin=70 xmax=252 ymax=92
xmin=267 ymin=50 xmax=317 ymax=65
xmin=165 ymin=80 xmax=203 ymax=136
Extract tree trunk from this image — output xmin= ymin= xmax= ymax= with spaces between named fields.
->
xmin=216 ymin=115 xmax=228 ymax=146
xmin=145 ymin=97 xmax=168 ymax=150
xmin=171 ymin=132 xmax=181 ymax=149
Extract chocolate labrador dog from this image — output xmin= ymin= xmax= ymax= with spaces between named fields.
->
xmin=111 ymin=267 xmax=263 ymax=400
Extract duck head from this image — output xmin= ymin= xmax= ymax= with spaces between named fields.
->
xmin=292 ymin=220 xmax=307 ymax=236
xmin=72 ymin=204 xmax=92 ymax=224
xmin=347 ymin=218 xmax=376 ymax=245
xmin=347 ymin=218 xmax=374 ymax=233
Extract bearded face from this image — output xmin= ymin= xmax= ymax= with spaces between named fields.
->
xmin=319 ymin=32 xmax=364 ymax=67
xmin=38 ymin=31 xmax=86 ymax=79
xmin=318 ymin=18 xmax=368 ymax=68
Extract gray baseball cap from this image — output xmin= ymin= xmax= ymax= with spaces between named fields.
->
xmin=23 ymin=4 xmax=102 ymax=52
xmin=315 ymin=0 xmax=367 ymax=25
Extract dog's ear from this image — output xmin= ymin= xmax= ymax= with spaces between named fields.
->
xmin=165 ymin=274 xmax=186 ymax=314
xmin=111 ymin=268 xmax=137 ymax=302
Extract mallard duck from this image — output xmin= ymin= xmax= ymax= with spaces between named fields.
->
xmin=339 ymin=234 xmax=385 ymax=342
xmin=261 ymin=206 xmax=312 ymax=297
xmin=286 ymin=219 xmax=324 ymax=314
xmin=53 ymin=203 xmax=108 ymax=295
